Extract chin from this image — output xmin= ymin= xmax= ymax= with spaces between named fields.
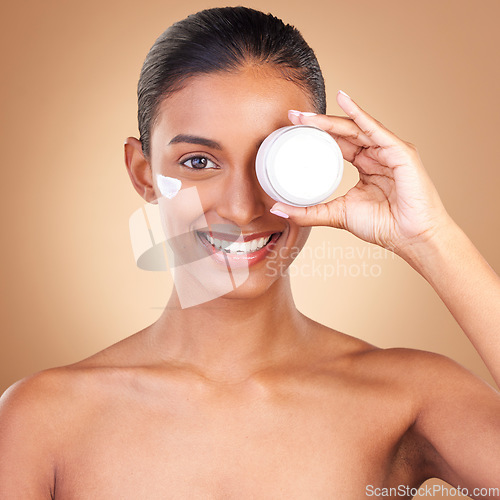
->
xmin=219 ymin=272 xmax=288 ymax=301
xmin=170 ymin=264 xmax=290 ymax=308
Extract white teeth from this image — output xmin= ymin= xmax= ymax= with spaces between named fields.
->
xmin=203 ymin=234 xmax=273 ymax=254
xmin=226 ymin=241 xmax=245 ymax=253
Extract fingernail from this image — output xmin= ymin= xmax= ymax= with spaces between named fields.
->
xmin=270 ymin=208 xmax=289 ymax=219
xmin=338 ymin=90 xmax=351 ymax=99
xmin=289 ymin=110 xmax=317 ymax=117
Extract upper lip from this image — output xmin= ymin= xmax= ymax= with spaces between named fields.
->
xmin=196 ymin=229 xmax=281 ymax=242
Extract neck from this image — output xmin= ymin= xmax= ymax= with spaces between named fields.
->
xmin=147 ymin=276 xmax=309 ymax=383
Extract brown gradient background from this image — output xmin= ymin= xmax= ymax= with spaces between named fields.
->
xmin=1 ymin=0 xmax=498 ymax=496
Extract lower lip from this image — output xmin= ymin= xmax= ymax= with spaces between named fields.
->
xmin=197 ymin=232 xmax=281 ymax=268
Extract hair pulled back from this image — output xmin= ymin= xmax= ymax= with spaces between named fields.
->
xmin=137 ymin=6 xmax=326 ymax=158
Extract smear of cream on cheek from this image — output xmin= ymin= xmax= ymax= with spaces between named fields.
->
xmin=157 ymin=174 xmax=182 ymax=199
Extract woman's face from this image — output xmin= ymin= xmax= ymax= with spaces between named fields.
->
xmin=148 ymin=65 xmax=315 ymax=303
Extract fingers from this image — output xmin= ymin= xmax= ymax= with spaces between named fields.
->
xmin=289 ymin=91 xmax=405 ymax=151
xmin=288 ymin=110 xmax=375 ymax=149
xmin=334 ymin=138 xmax=364 ymax=165
xmin=335 ymin=91 xmax=403 ymax=149
xmin=288 ymin=110 xmax=395 ymax=176
xmin=288 ymin=111 xmax=377 ymax=168
xmin=270 ymin=198 xmax=347 ymax=229
xmin=288 ymin=110 xmax=375 ymax=148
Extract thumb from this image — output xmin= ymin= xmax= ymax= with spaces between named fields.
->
xmin=270 ymin=198 xmax=347 ymax=229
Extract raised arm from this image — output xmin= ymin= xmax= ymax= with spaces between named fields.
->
xmin=271 ymin=91 xmax=500 ymax=386
xmin=403 ymin=213 xmax=500 ymax=385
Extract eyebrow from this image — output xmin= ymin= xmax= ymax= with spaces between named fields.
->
xmin=168 ymin=134 xmax=222 ymax=150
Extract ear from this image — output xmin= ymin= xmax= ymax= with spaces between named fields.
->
xmin=124 ymin=137 xmax=158 ymax=204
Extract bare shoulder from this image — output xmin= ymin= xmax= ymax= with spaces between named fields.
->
xmin=0 ymin=330 xmax=151 ymax=443
xmin=359 ymin=348 xmax=500 ymax=484
xmin=356 ymin=346 xmax=498 ymax=395
xmin=313 ymin=323 xmax=499 ymax=408
xmin=315 ymin=321 xmax=494 ymax=389
xmin=365 ymin=346 xmax=500 ymax=420
xmin=1 ymin=366 xmax=75 ymax=418
xmin=0 ymin=335 xmax=152 ymax=497
xmin=0 ymin=367 xmax=81 ymax=498
xmin=0 ymin=365 xmax=92 ymax=436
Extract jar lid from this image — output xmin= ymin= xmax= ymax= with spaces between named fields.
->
xmin=256 ymin=125 xmax=343 ymax=207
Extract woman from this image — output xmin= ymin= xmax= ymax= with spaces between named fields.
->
xmin=1 ymin=6 xmax=499 ymax=498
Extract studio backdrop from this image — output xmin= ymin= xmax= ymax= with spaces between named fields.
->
xmin=1 ymin=1 xmax=498 ymax=497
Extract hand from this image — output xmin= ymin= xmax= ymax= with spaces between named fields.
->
xmin=272 ymin=91 xmax=452 ymax=258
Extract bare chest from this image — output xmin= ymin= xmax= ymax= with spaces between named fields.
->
xmin=54 ymin=380 xmax=421 ymax=499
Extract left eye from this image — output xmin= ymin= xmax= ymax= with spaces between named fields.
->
xmin=182 ymin=156 xmax=218 ymax=170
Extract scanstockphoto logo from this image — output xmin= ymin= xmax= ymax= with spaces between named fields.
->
xmin=266 ymin=241 xmax=397 ymax=280
xmin=366 ymin=484 xmax=500 ymax=498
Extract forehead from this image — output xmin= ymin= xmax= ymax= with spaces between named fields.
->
xmin=151 ymin=66 xmax=315 ymax=144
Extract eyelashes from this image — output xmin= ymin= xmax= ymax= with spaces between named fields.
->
xmin=181 ymin=155 xmax=219 ymax=170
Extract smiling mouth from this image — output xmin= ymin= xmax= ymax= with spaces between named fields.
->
xmin=197 ymin=231 xmax=280 ymax=255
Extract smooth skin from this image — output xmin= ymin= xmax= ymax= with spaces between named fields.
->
xmin=1 ymin=66 xmax=499 ymax=499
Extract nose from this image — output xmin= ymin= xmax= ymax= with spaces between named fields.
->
xmin=215 ymin=163 xmax=267 ymax=227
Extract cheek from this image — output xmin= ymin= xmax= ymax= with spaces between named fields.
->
xmin=293 ymin=226 xmax=311 ymax=254
xmin=279 ymin=226 xmax=311 ymax=264
xmin=181 ymin=179 xmax=221 ymax=218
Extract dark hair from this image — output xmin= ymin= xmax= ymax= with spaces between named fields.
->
xmin=137 ymin=6 xmax=326 ymax=159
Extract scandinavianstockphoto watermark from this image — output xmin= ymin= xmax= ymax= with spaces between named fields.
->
xmin=366 ymin=483 xmax=500 ymax=498
xmin=266 ymin=242 xmax=397 ymax=280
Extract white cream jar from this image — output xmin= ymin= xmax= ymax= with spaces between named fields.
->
xmin=256 ymin=125 xmax=343 ymax=207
